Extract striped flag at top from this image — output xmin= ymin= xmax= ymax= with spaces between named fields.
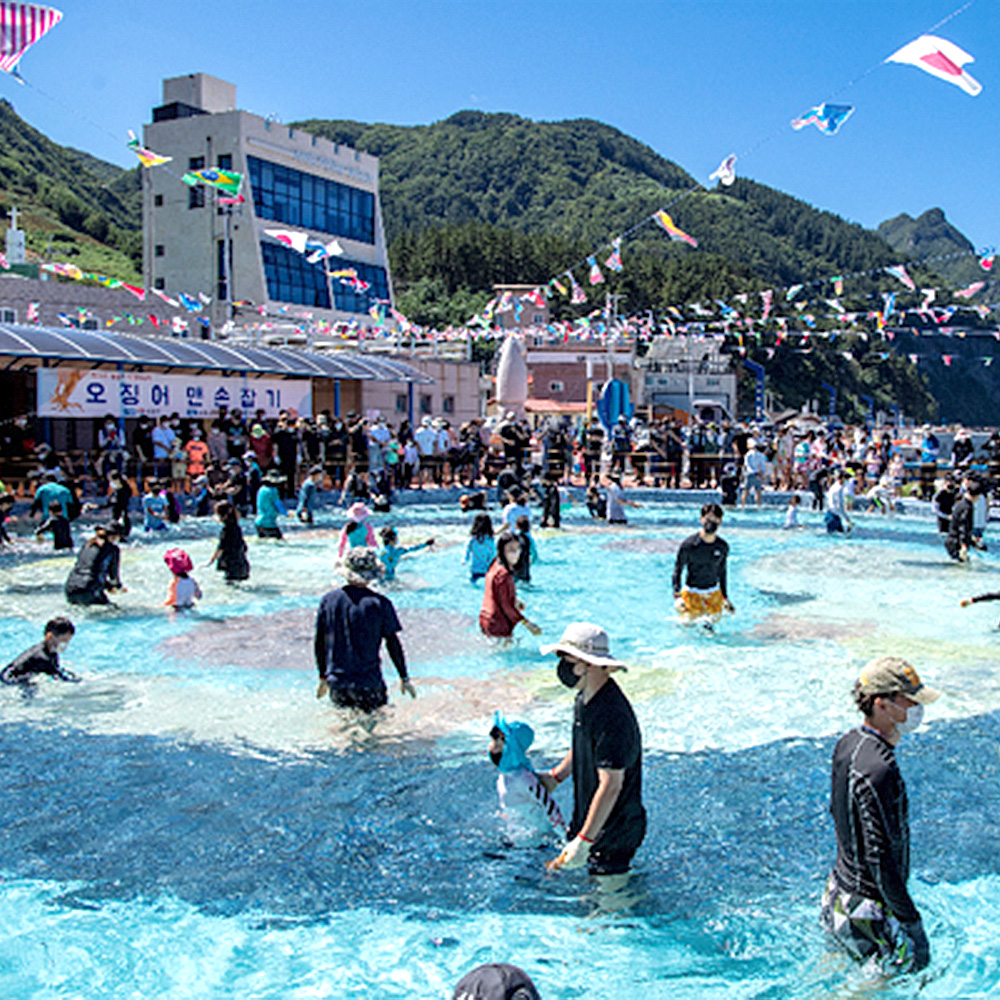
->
xmin=0 ymin=4 xmax=63 ymax=75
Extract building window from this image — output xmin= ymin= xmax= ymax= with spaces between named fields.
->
xmin=188 ymin=185 xmax=205 ymax=209
xmin=154 ymin=278 xmax=165 ymax=290
xmin=419 ymin=394 xmax=432 ymax=415
xmin=246 ymin=155 xmax=376 ymax=244
xmin=188 ymin=156 xmax=205 ymax=170
xmin=217 ymin=153 xmax=232 ymax=170
xmin=442 ymin=395 xmax=455 ymax=414
xmin=0 ymin=308 xmax=16 ymax=323
xmin=533 ymin=312 xmax=545 ymax=324
xmin=395 ymin=393 xmax=407 ymax=413
xmin=153 ymin=194 xmax=163 ymax=207
xmin=154 ymin=244 xmax=165 ymax=258
xmin=259 ymin=241 xmax=389 ymax=314
xmin=549 ymin=381 xmax=565 ymax=393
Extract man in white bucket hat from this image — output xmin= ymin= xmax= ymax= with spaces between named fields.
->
xmin=539 ymin=623 xmax=645 ymax=875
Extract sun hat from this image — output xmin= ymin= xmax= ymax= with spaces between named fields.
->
xmin=163 ymin=548 xmax=193 ymax=575
xmin=540 ymin=622 xmax=626 ymax=670
xmin=346 ymin=501 xmax=372 ymax=521
xmin=250 ymin=425 xmax=266 ymax=439
xmin=856 ymin=656 xmax=940 ymax=704
xmin=338 ymin=546 xmax=382 ymax=584
xmin=263 ymin=468 xmax=284 ymax=484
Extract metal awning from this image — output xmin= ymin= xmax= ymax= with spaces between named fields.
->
xmin=0 ymin=324 xmax=433 ymax=383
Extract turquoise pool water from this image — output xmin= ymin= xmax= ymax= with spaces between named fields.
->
xmin=3 ymin=500 xmax=1000 ymax=998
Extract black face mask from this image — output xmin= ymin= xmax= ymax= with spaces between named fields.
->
xmin=489 ymin=750 xmax=503 ymax=767
xmin=557 ymin=656 xmax=580 ymax=690
xmin=703 ymin=518 xmax=721 ymax=533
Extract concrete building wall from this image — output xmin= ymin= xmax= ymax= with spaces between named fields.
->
xmin=524 ymin=347 xmax=633 ymax=404
xmin=359 ymin=358 xmax=481 ymax=426
xmin=143 ymin=74 xmax=391 ymax=330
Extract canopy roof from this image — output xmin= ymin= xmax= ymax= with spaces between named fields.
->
xmin=0 ymin=324 xmax=432 ymax=383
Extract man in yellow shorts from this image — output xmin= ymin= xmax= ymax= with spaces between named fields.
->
xmin=672 ymin=503 xmax=735 ymax=624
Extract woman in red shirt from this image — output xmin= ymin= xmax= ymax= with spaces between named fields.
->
xmin=479 ymin=531 xmax=542 ymax=639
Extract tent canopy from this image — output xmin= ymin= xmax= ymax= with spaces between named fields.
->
xmin=0 ymin=324 xmax=432 ymax=383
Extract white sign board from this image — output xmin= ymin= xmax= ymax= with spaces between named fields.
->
xmin=37 ymin=368 xmax=312 ymax=420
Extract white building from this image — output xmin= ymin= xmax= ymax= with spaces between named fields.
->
xmin=143 ymin=73 xmax=392 ymax=330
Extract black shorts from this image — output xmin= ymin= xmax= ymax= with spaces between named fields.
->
xmin=256 ymin=525 xmax=283 ymax=539
xmin=329 ymin=683 xmax=388 ymax=713
xmin=66 ymin=589 xmax=109 ymax=606
xmin=588 ymin=811 xmax=646 ymax=875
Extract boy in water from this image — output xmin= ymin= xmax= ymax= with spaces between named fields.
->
xmin=34 ymin=500 xmax=73 ymax=551
xmin=2 ymin=617 xmax=80 ymax=691
xmin=488 ymin=711 xmax=565 ymax=843
xmin=672 ymin=503 xmax=735 ymax=624
xmin=377 ymin=526 xmax=434 ymax=582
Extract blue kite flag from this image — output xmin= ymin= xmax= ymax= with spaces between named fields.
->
xmin=791 ymin=103 xmax=855 ymax=135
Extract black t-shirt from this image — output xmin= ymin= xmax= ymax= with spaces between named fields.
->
xmin=948 ymin=496 xmax=974 ymax=548
xmin=570 ymin=679 xmax=645 ymax=853
xmin=314 ymin=585 xmax=403 ymax=691
xmin=830 ymin=726 xmax=919 ymax=923
xmin=672 ymin=532 xmax=729 ymax=595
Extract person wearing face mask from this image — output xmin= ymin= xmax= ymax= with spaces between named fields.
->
xmin=539 ymin=622 xmax=645 ymax=876
xmin=672 ymin=503 xmax=735 ymax=623
xmin=1 ymin=617 xmax=79 ymax=688
xmin=821 ymin=656 xmax=940 ymax=975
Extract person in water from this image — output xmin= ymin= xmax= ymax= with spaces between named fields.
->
xmin=255 ymin=468 xmax=287 ymax=539
xmin=540 ymin=622 xmax=645 ymax=876
xmin=34 ymin=500 xmax=73 ymax=551
xmin=1 ymin=617 xmax=79 ymax=689
xmin=488 ymin=710 xmax=565 ymax=843
xmin=296 ymin=465 xmax=324 ymax=524
xmin=162 ymin=548 xmax=202 ymax=610
xmin=672 ymin=503 xmax=734 ymax=623
xmin=377 ymin=525 xmax=434 ymax=581
xmin=821 ymin=656 xmax=939 ymax=975
xmin=314 ymin=546 xmax=416 ymax=713
xmin=479 ymin=531 xmax=541 ymax=639
xmin=65 ymin=523 xmax=125 ymax=605
xmin=466 ymin=513 xmax=495 ymax=583
xmin=208 ymin=500 xmax=250 ymax=582
xmin=452 ymin=964 xmax=541 ymax=1000
xmin=337 ymin=501 xmax=377 ymax=557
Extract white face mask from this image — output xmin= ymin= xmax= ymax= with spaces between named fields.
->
xmin=894 ymin=701 xmax=924 ymax=735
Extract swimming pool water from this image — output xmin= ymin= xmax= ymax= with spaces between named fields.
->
xmin=3 ymin=500 xmax=1000 ymax=998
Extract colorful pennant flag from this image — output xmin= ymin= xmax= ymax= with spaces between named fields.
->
xmin=26 ymin=301 xmax=39 ymax=322
xmin=126 ymin=130 xmax=171 ymax=168
xmin=266 ymin=229 xmax=308 ymax=254
xmin=885 ymin=264 xmax=916 ymax=290
xmin=181 ymin=168 xmax=244 ymax=197
xmin=587 ymin=256 xmax=604 ymax=285
xmin=604 ymin=238 xmax=623 ymax=272
xmin=886 ymin=34 xmax=982 ymax=97
xmin=832 ymin=276 xmax=844 ymax=296
xmin=785 ymin=285 xmax=803 ymax=301
xmin=653 ymin=210 xmax=697 ymax=247
xmin=0 ymin=3 xmax=63 ymax=76
xmin=790 ymin=103 xmax=854 ymax=135
xmin=981 ymin=255 xmax=995 ymax=272
xmin=568 ymin=274 xmax=587 ymax=304
xmin=760 ymin=289 xmax=773 ymax=321
xmin=120 ymin=283 xmax=146 ymax=301
xmin=955 ymin=281 xmax=985 ymax=299
xmin=709 ymin=154 xmax=737 ymax=187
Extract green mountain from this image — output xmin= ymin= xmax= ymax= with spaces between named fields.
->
xmin=0 ymin=97 xmax=141 ymax=279
xmin=878 ymin=207 xmax=995 ymax=297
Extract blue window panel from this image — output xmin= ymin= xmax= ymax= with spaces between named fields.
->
xmin=247 ymin=156 xmax=375 ymax=244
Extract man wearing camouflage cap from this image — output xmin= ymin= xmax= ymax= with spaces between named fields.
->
xmin=821 ymin=656 xmax=940 ymax=974
xmin=314 ymin=546 xmax=416 ymax=712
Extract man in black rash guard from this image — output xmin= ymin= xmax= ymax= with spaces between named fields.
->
xmin=2 ymin=617 xmax=79 ymax=690
xmin=540 ymin=622 xmax=645 ymax=876
xmin=672 ymin=503 xmax=735 ymax=622
xmin=314 ymin=546 xmax=416 ymax=713
xmin=822 ymin=656 xmax=940 ymax=975
xmin=945 ymin=477 xmax=976 ymax=562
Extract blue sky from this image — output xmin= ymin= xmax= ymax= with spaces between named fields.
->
xmin=2 ymin=0 xmax=997 ymax=249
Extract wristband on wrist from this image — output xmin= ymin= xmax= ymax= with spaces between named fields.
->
xmin=549 ymin=768 xmax=564 ymax=784
xmin=578 ymin=834 xmax=593 ymax=843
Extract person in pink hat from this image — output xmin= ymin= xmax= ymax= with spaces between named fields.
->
xmin=337 ymin=501 xmax=376 ymax=557
xmin=162 ymin=547 xmax=202 ymax=610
